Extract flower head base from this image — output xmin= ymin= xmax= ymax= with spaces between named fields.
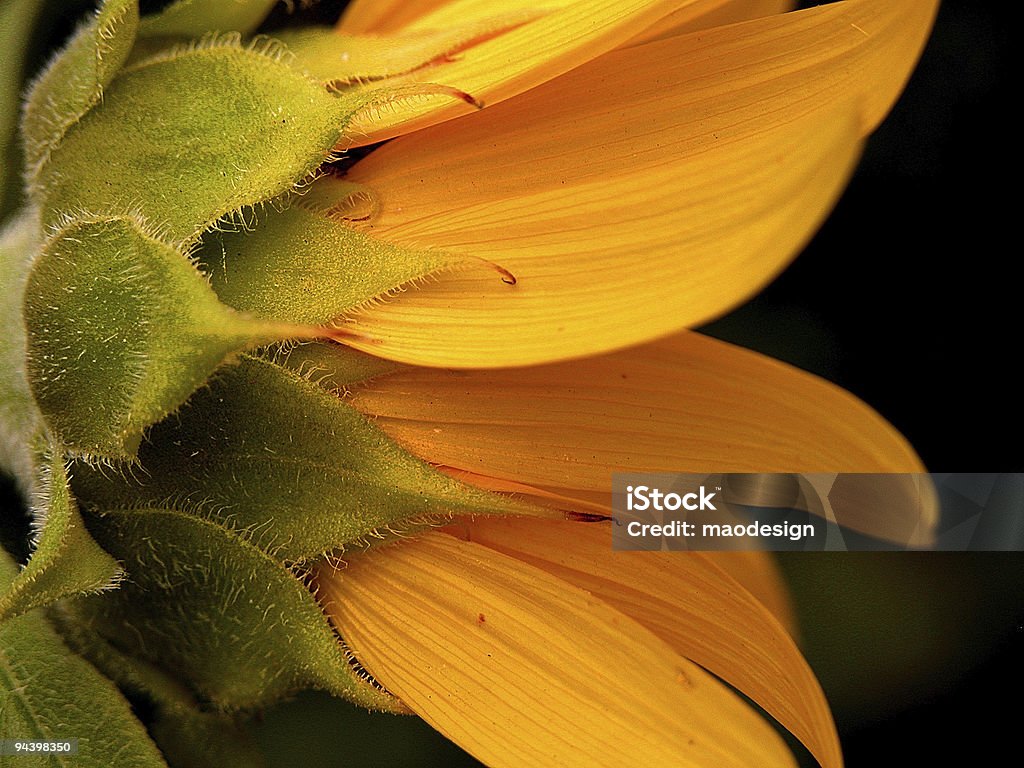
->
xmin=0 ymin=0 xmax=938 ymax=766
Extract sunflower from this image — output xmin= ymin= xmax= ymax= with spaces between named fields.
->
xmin=0 ymin=0 xmax=937 ymax=766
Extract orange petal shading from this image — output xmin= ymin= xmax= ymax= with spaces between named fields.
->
xmin=455 ymin=517 xmax=840 ymax=768
xmin=317 ymin=531 xmax=797 ymax=767
xmin=340 ymin=0 xmax=937 ymax=367
xmin=349 ymin=332 xmax=936 ymax=543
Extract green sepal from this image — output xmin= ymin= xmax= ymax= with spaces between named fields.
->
xmin=21 ymin=0 xmax=139 ymax=182
xmin=47 ymin=615 xmax=268 ymax=768
xmin=22 ymin=214 xmax=297 ymax=460
xmin=0 ymin=549 xmax=168 ymax=767
xmin=274 ymin=339 xmax=402 ymax=390
xmin=0 ymin=211 xmax=43 ymax=488
xmin=36 ymin=37 xmax=373 ymax=243
xmin=140 ymin=0 xmax=280 ymax=38
xmin=200 ymin=186 xmax=458 ymax=325
xmin=71 ymin=506 xmax=402 ymax=712
xmin=73 ymin=354 xmax=548 ymax=562
xmin=0 ymin=446 xmax=123 ymax=622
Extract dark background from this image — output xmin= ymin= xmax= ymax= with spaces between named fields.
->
xmin=3 ymin=2 xmax=1020 ymax=766
xmin=736 ymin=2 xmax=1022 ymax=764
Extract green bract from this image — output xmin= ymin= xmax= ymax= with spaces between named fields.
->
xmin=21 ymin=0 xmax=139 ymax=183
xmin=74 ymin=353 xmax=542 ymax=562
xmin=71 ymin=506 xmax=401 ymax=711
xmin=200 ymin=192 xmax=459 ymax=325
xmin=34 ymin=37 xmax=371 ymax=241
xmin=23 ymin=214 xmax=298 ymax=459
xmin=0 ymin=549 xmax=167 ymax=767
xmin=0 ymin=0 xmax=541 ymax=756
xmin=0 ymin=447 xmax=122 ymax=622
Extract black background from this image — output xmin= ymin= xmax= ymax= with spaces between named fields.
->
xmin=705 ymin=2 xmax=1022 ymax=764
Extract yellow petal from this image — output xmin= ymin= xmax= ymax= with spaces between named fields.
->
xmin=337 ymin=0 xmax=937 ymax=367
xmin=282 ymin=13 xmax=544 ymax=87
xmin=340 ymin=0 xmax=557 ymax=34
xmin=342 ymin=112 xmax=859 ymax=367
xmin=711 ymin=551 xmax=798 ymax=635
xmin=456 ymin=518 xmax=840 ymax=768
xmin=349 ymin=332 xmax=936 ymax=543
xmin=317 ymin=531 xmax=796 ymax=768
xmin=337 ymin=0 xmax=711 ymax=145
xmin=338 ymin=0 xmax=790 ymax=40
xmin=362 ymin=0 xmax=577 ymax=33
xmin=338 ymin=0 xmax=445 ymax=33
xmin=626 ymin=0 xmax=796 ymax=46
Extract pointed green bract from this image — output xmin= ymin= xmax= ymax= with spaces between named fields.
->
xmin=47 ymin=614 xmax=269 ymax=768
xmin=0 ymin=549 xmax=168 ymax=768
xmin=21 ymin=0 xmax=139 ymax=181
xmin=36 ymin=38 xmax=371 ymax=243
xmin=22 ymin=214 xmax=296 ymax=460
xmin=201 ymin=194 xmax=458 ymax=324
xmin=74 ymin=355 xmax=549 ymax=561
xmin=0 ymin=447 xmax=123 ymax=622
xmin=140 ymin=0 xmax=279 ymax=37
xmin=273 ymin=340 xmax=403 ymax=390
xmin=74 ymin=507 xmax=402 ymax=712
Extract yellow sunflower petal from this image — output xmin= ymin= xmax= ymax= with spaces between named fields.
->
xmin=447 ymin=477 xmax=801 ymax=630
xmin=711 ymin=551 xmax=798 ymax=635
xmin=339 ymin=0 xmax=789 ymax=39
xmin=349 ymin=332 xmax=935 ymax=543
xmin=626 ymin=0 xmax=796 ymax=46
xmin=337 ymin=0 xmax=711 ymax=145
xmin=317 ymin=531 xmax=796 ymax=768
xmin=341 ymin=105 xmax=859 ymax=367
xmin=340 ymin=0 xmax=936 ymax=367
xmin=338 ymin=0 xmax=443 ymax=33
xmin=456 ymin=518 xmax=840 ymax=768
xmin=367 ymin=0 xmax=576 ymax=33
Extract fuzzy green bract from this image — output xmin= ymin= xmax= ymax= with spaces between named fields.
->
xmin=21 ymin=0 xmax=139 ymax=182
xmin=0 ymin=448 xmax=123 ymax=623
xmin=74 ymin=355 xmax=544 ymax=562
xmin=70 ymin=507 xmax=402 ymax=712
xmin=22 ymin=214 xmax=294 ymax=460
xmin=0 ymin=549 xmax=168 ymax=768
xmin=201 ymin=194 xmax=458 ymax=324
xmin=51 ymin=610 xmax=269 ymax=768
xmin=36 ymin=37 xmax=369 ymax=242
